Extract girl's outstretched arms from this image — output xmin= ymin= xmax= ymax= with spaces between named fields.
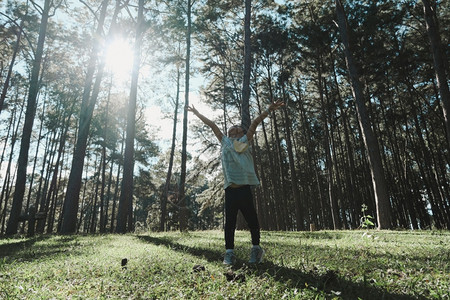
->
xmin=187 ymin=105 xmax=224 ymax=142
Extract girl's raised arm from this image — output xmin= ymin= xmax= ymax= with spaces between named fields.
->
xmin=187 ymin=105 xmax=224 ymax=142
xmin=246 ymin=100 xmax=284 ymax=141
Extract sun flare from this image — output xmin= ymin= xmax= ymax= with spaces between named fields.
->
xmin=104 ymin=38 xmax=134 ymax=81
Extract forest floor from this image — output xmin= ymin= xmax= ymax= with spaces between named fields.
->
xmin=0 ymin=230 xmax=449 ymax=299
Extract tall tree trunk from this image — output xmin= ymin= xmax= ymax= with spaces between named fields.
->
xmin=409 ymin=110 xmax=445 ymax=227
xmin=335 ymin=0 xmax=391 ymax=229
xmin=1 ymin=168 xmax=17 ymax=234
xmin=23 ymin=91 xmax=48 ymax=233
xmin=116 ymin=0 xmax=145 ymax=233
xmin=47 ymin=149 xmax=66 ymax=234
xmin=271 ymin=109 xmax=292 ymax=229
xmin=422 ymin=0 xmax=450 ymax=152
xmin=0 ymin=99 xmax=24 ymax=233
xmin=104 ymin=156 xmax=115 ymax=232
xmin=99 ymin=77 xmax=113 ymax=233
xmin=178 ymin=0 xmax=192 ymax=232
xmin=241 ymin=0 xmax=252 ymax=130
xmin=281 ymin=84 xmax=304 ymax=231
xmin=252 ymin=136 xmax=267 ymax=229
xmin=6 ymin=0 xmax=52 ymax=234
xmin=35 ymin=129 xmax=58 ymax=233
xmin=317 ymin=55 xmax=340 ymax=230
xmin=0 ymin=100 xmax=16 ymax=172
xmin=60 ymin=0 xmax=118 ymax=233
xmin=99 ymin=106 xmax=109 ymax=232
xmin=293 ymin=82 xmax=319 ymax=228
xmin=90 ymin=154 xmax=102 ymax=233
xmin=78 ymin=155 xmax=93 ymax=233
xmin=330 ymin=50 xmax=359 ymax=228
xmin=110 ymin=137 xmax=124 ymax=232
xmin=237 ymin=12 xmax=256 ymax=232
xmin=160 ymin=65 xmax=181 ymax=231
xmin=33 ymin=133 xmax=51 ymax=224
xmin=259 ymin=114 xmax=279 ymax=230
xmin=264 ymin=64 xmax=286 ymax=230
xmin=0 ymin=19 xmax=23 ymax=114
xmin=46 ymin=115 xmax=71 ymax=234
xmin=253 ymin=87 xmax=271 ymax=229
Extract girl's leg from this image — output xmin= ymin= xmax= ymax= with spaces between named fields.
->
xmin=224 ymin=187 xmax=239 ymax=249
xmin=239 ymin=186 xmax=260 ymax=246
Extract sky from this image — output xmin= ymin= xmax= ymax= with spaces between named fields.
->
xmin=1 ymin=0 xmax=221 ymax=159
xmin=102 ymin=32 xmax=219 ymax=153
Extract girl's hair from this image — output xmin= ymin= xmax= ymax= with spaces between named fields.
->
xmin=228 ymin=125 xmax=247 ymax=134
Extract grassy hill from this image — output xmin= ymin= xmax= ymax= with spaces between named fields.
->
xmin=1 ymin=230 xmax=449 ymax=299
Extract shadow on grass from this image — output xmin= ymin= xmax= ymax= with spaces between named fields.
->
xmin=137 ymin=235 xmax=422 ymax=300
xmin=0 ymin=235 xmax=77 ymax=264
xmin=137 ymin=235 xmax=223 ymax=263
xmin=266 ymin=231 xmax=345 ymax=240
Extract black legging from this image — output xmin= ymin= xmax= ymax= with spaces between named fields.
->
xmin=224 ymin=185 xmax=260 ymax=249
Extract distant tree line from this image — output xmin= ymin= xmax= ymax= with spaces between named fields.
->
xmin=0 ymin=0 xmax=448 ymax=236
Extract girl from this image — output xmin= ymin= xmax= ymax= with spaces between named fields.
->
xmin=187 ymin=101 xmax=284 ymax=265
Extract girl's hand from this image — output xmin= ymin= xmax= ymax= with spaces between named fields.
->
xmin=268 ymin=100 xmax=285 ymax=112
xmin=186 ymin=105 xmax=198 ymax=114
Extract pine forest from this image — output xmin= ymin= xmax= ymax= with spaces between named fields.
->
xmin=0 ymin=0 xmax=449 ymax=236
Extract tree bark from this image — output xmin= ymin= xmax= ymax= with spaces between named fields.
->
xmin=178 ymin=0 xmax=192 ymax=232
xmin=335 ymin=0 xmax=391 ymax=229
xmin=0 ymin=98 xmax=24 ymax=233
xmin=241 ymin=0 xmax=252 ymax=130
xmin=60 ymin=0 xmax=115 ymax=233
xmin=0 ymin=19 xmax=23 ymax=114
xmin=99 ymin=82 xmax=111 ymax=233
xmin=422 ymin=0 xmax=450 ymax=152
xmin=281 ymin=84 xmax=304 ymax=231
xmin=160 ymin=65 xmax=181 ymax=231
xmin=6 ymin=0 xmax=52 ymax=235
xmin=116 ymin=0 xmax=145 ymax=233
xmin=46 ymin=120 xmax=70 ymax=234
xmin=330 ymin=50 xmax=359 ymax=228
xmin=317 ymin=55 xmax=341 ymax=230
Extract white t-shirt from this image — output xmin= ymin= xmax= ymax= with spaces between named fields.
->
xmin=221 ymin=135 xmax=260 ymax=189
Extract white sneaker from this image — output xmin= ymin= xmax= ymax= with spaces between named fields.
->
xmin=249 ymin=246 xmax=265 ymax=264
xmin=223 ymin=250 xmax=236 ymax=265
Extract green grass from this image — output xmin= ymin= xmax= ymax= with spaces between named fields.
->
xmin=0 ymin=230 xmax=449 ymax=299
